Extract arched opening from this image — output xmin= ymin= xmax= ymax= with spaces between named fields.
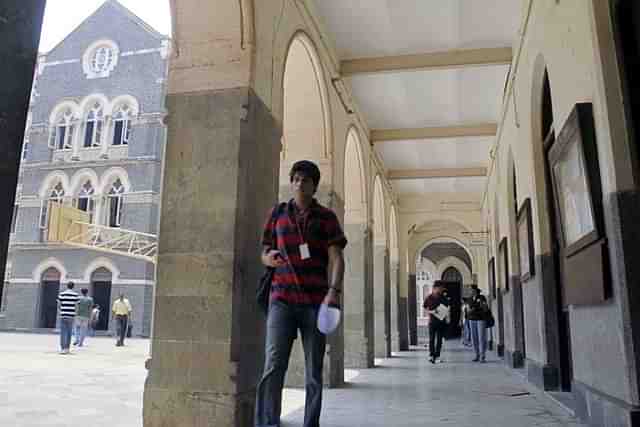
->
xmin=388 ymin=206 xmax=401 ymax=352
xmin=540 ymin=69 xmax=574 ymax=392
xmin=39 ymin=267 xmax=61 ymax=328
xmin=507 ymin=152 xmax=526 ymax=367
xmin=372 ymin=175 xmax=390 ymax=358
xmin=343 ymin=128 xmax=372 ymax=368
xmin=90 ymin=267 xmax=113 ymax=332
xmin=442 ymin=266 xmax=462 ymax=282
xmin=280 ymin=33 xmax=332 ymax=201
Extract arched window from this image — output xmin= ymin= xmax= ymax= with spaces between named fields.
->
xmin=107 ymin=178 xmax=125 ymax=227
xmin=83 ymin=102 xmax=104 ymax=148
xmin=48 ymin=108 xmax=75 ymax=150
xmin=39 ymin=182 xmax=65 ymax=229
xmin=442 ymin=267 xmax=463 ymax=284
xmin=75 ymin=180 xmax=96 ymax=222
xmin=112 ymin=104 xmax=132 ymax=146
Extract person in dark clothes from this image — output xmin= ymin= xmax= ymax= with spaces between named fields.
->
xmin=467 ymin=285 xmax=489 ymax=362
xmin=423 ymin=281 xmax=450 ymax=363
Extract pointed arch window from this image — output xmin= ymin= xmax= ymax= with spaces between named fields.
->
xmin=107 ymin=179 xmax=125 ymax=227
xmin=112 ymin=104 xmax=131 ymax=146
xmin=39 ymin=182 xmax=65 ymax=229
xmin=74 ymin=180 xmax=96 ymax=222
xmin=84 ymin=103 xmax=104 ymax=148
xmin=48 ymin=109 xmax=75 ymax=150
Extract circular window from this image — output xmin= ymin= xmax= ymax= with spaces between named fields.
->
xmin=91 ymin=46 xmax=115 ymax=73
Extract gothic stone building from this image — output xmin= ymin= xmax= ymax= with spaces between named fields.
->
xmin=1 ymin=1 xmax=168 ymax=336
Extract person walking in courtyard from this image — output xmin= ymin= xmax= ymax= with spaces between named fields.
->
xmin=57 ymin=281 xmax=79 ymax=354
xmin=112 ymin=293 xmax=132 ymax=346
xmin=423 ymin=281 xmax=450 ymax=364
xmin=73 ymin=288 xmax=93 ymax=347
xmin=468 ymin=285 xmax=489 ymax=362
xmin=255 ymin=160 xmax=347 ymax=427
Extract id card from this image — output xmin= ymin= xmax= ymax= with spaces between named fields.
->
xmin=299 ymin=243 xmax=311 ymax=260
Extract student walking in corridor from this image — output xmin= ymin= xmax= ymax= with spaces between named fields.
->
xmin=255 ymin=160 xmax=347 ymax=427
xmin=423 ymin=281 xmax=450 ymax=364
xmin=468 ymin=285 xmax=489 ymax=363
xmin=57 ymin=282 xmax=79 ymax=354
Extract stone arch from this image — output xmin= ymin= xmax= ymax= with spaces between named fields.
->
xmin=372 ymin=175 xmax=386 ymax=245
xmin=70 ymin=168 xmax=100 ymax=195
xmin=110 ymin=95 xmax=140 ymax=117
xmin=99 ymin=167 xmax=132 ymax=194
xmin=344 ymin=126 xmax=367 ymax=224
xmin=436 ymin=256 xmax=472 ymax=285
xmin=38 ymin=171 xmax=70 ymax=199
xmin=281 ymin=31 xmax=332 ymax=162
xmin=79 ymin=93 xmax=111 ymax=116
xmin=389 ymin=206 xmax=399 ymax=264
xmin=48 ymin=100 xmax=80 ymax=124
xmin=33 ymin=257 xmax=68 ymax=283
xmin=83 ymin=257 xmax=120 ymax=283
xmin=530 ymin=54 xmax=556 ymax=254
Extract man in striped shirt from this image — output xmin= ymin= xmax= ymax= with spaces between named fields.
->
xmin=57 ymin=282 xmax=80 ymax=354
xmin=255 ymin=160 xmax=347 ymax=427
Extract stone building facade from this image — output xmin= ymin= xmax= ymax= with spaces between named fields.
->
xmin=0 ymin=0 xmax=168 ymax=337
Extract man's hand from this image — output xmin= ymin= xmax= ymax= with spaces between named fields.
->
xmin=263 ymin=249 xmax=286 ymax=268
xmin=322 ymin=288 xmax=340 ymax=308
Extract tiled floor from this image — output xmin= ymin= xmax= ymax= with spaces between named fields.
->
xmin=0 ymin=332 xmax=585 ymax=426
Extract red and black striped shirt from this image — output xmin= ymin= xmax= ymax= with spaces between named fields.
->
xmin=262 ymin=199 xmax=347 ymax=305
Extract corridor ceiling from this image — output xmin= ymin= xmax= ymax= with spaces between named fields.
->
xmin=313 ymin=0 xmax=522 ymax=197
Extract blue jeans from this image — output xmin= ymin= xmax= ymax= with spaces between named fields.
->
xmin=470 ymin=320 xmax=487 ymax=359
xmin=462 ymin=319 xmax=472 ymax=345
xmin=255 ymin=300 xmax=326 ymax=427
xmin=75 ymin=317 xmax=90 ymax=346
xmin=59 ymin=317 xmax=74 ymax=351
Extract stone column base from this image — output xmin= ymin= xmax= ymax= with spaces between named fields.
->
xmin=526 ymin=359 xmax=559 ymax=391
xmin=505 ymin=349 xmax=525 ymax=369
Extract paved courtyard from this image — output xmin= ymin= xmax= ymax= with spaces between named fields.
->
xmin=0 ymin=332 xmax=584 ymax=427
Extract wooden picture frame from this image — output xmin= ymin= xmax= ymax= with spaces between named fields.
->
xmin=547 ymin=103 xmax=609 ymax=305
xmin=517 ymin=198 xmax=535 ymax=282
xmin=498 ymin=238 xmax=509 ymax=292
xmin=488 ymin=257 xmax=497 ymax=299
xmin=548 ymin=104 xmax=604 ymax=257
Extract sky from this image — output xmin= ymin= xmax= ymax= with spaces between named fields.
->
xmin=39 ymin=0 xmax=172 ymax=52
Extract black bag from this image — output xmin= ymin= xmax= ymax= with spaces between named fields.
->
xmin=126 ymin=323 xmax=133 ymax=337
xmin=257 ymin=268 xmax=274 ymax=314
xmin=485 ymin=310 xmax=495 ymax=328
xmin=256 ymin=203 xmax=285 ymax=314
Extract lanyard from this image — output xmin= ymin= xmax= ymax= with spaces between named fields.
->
xmin=293 ymin=206 xmax=310 ymax=244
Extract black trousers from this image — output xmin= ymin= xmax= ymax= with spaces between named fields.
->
xmin=116 ymin=315 xmax=128 ymax=345
xmin=429 ymin=320 xmax=447 ymax=358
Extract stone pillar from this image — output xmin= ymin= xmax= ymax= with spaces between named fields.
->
xmin=0 ymin=0 xmax=46 ymax=307
xmin=373 ymin=244 xmax=390 ymax=358
xmin=408 ymin=274 xmax=418 ymax=346
xmin=343 ymin=223 xmax=374 ymax=368
xmin=143 ymin=87 xmax=282 ymax=427
xmin=390 ymin=262 xmax=400 ymax=353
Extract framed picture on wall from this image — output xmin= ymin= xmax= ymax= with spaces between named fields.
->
xmin=517 ymin=198 xmax=535 ymax=282
xmin=548 ymin=104 xmax=604 ymax=256
xmin=547 ymin=103 xmax=609 ymax=305
xmin=498 ymin=238 xmax=509 ymax=292
xmin=488 ymin=257 xmax=496 ymax=299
